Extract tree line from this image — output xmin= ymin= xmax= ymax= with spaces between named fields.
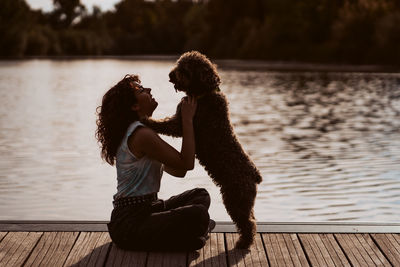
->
xmin=1 ymin=0 xmax=399 ymax=64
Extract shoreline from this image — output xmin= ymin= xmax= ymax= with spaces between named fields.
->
xmin=0 ymin=55 xmax=399 ymax=73
xmin=215 ymin=59 xmax=400 ymax=73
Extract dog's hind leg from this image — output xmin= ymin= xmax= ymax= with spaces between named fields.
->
xmin=221 ymin=182 xmax=257 ymax=249
xmin=233 ymin=209 xmax=257 ymax=249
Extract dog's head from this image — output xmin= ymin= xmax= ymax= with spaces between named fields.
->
xmin=169 ymin=51 xmax=221 ymax=97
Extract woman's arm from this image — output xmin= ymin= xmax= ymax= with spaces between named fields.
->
xmin=129 ymin=97 xmax=197 ymax=171
xmin=163 ymin=165 xmax=187 ymax=178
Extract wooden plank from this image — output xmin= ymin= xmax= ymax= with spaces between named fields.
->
xmin=203 ymin=236 xmax=212 ymax=267
xmin=269 ymin=233 xmax=287 ymax=266
xmin=4 ymin=232 xmax=42 ymax=267
xmin=64 ymin=232 xmax=98 ymax=266
xmin=0 ymin=232 xmax=28 ymax=264
xmin=24 ymin=232 xmax=78 ymax=266
xmin=104 ymin=243 xmax=125 ymax=267
xmin=249 ymin=233 xmax=269 ymax=267
xmin=106 ymin=243 xmax=147 ymax=267
xmin=297 ymin=234 xmax=316 ymax=266
xmin=205 ymin=234 xmax=214 ymax=267
xmin=335 ymin=234 xmax=369 ymax=266
xmin=0 ymin=232 xmax=42 ymax=267
xmin=1 ymin=228 xmax=400 ymax=267
xmin=354 ymin=234 xmax=391 ymax=267
xmin=188 ymin=233 xmax=227 ymax=267
xmin=263 ymin=234 xmax=279 ymax=266
xmin=385 ymin=234 xmax=400 ymax=255
xmin=334 ymin=234 xmax=359 ymax=266
xmin=392 ymin=233 xmax=400 ymax=247
xmin=226 ymin=233 xmax=268 ymax=267
xmin=213 ymin=233 xmax=228 ymax=266
xmin=318 ymin=234 xmax=350 ymax=267
xmin=274 ymin=234 xmax=294 ymax=266
xmin=63 ymin=232 xmax=112 ymax=267
xmin=346 ymin=234 xmax=376 ymax=266
xmin=372 ymin=233 xmax=400 ymax=266
xmin=85 ymin=232 xmax=112 ymax=267
xmin=391 ymin=233 xmax=400 ymax=261
xmin=225 ymin=233 xmax=245 ymax=267
xmin=164 ymin=252 xmax=187 ymax=267
xmin=121 ymin=250 xmax=148 ymax=267
xmin=282 ymin=234 xmax=309 ymax=267
xmin=364 ymin=234 xmax=392 ymax=266
xmin=311 ymin=234 xmax=336 ymax=266
xmin=0 ymin=232 xmax=7 ymax=242
xmin=24 ymin=232 xmax=57 ymax=266
xmin=0 ymin=232 xmax=26 ymax=265
xmin=298 ymin=234 xmax=330 ymax=266
xmin=147 ymin=251 xmax=186 ymax=267
xmin=146 ymin=251 xmax=163 ymax=267
xmin=188 ymin=244 xmax=205 ymax=267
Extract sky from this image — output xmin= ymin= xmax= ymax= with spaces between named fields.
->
xmin=26 ymin=0 xmax=120 ymax=12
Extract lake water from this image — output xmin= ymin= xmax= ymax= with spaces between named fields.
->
xmin=0 ymin=59 xmax=399 ymax=222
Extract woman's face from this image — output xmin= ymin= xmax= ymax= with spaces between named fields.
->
xmin=131 ymin=82 xmax=158 ymax=117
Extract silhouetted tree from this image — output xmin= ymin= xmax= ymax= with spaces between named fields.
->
xmin=51 ymin=0 xmax=86 ymax=28
xmin=0 ymin=0 xmax=399 ymax=64
xmin=0 ymin=0 xmax=31 ymax=57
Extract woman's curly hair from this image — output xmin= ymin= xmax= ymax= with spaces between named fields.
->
xmin=96 ymin=74 xmax=141 ymax=165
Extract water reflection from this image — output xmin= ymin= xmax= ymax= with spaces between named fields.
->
xmin=0 ymin=60 xmax=399 ymax=222
xmin=223 ymin=70 xmax=400 ymax=221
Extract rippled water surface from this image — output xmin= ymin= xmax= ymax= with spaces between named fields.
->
xmin=0 ymin=59 xmax=399 ymax=222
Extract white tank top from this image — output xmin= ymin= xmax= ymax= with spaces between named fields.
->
xmin=113 ymin=121 xmax=163 ymax=200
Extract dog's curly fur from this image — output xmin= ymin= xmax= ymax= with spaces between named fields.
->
xmin=143 ymin=51 xmax=262 ymax=249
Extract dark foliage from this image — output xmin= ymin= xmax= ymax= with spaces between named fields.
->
xmin=1 ymin=0 xmax=399 ymax=64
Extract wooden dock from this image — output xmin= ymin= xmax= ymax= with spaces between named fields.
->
xmin=1 ymin=221 xmax=400 ymax=266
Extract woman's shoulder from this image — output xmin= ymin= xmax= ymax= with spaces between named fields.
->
xmin=127 ymin=121 xmax=144 ymax=131
xmin=126 ymin=121 xmax=148 ymax=136
xmin=126 ymin=123 xmax=159 ymax=158
xmin=128 ymin=122 xmax=158 ymax=142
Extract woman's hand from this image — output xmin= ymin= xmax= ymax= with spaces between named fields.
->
xmin=130 ymin=96 xmax=197 ymax=171
xmin=181 ymin=96 xmax=197 ymax=123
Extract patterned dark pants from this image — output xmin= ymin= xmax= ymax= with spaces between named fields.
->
xmin=107 ymin=188 xmax=211 ymax=251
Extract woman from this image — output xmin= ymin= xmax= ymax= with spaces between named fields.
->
xmin=96 ymin=74 xmax=214 ymax=251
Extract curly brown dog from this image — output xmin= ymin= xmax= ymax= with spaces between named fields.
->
xmin=143 ymin=51 xmax=262 ymax=249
